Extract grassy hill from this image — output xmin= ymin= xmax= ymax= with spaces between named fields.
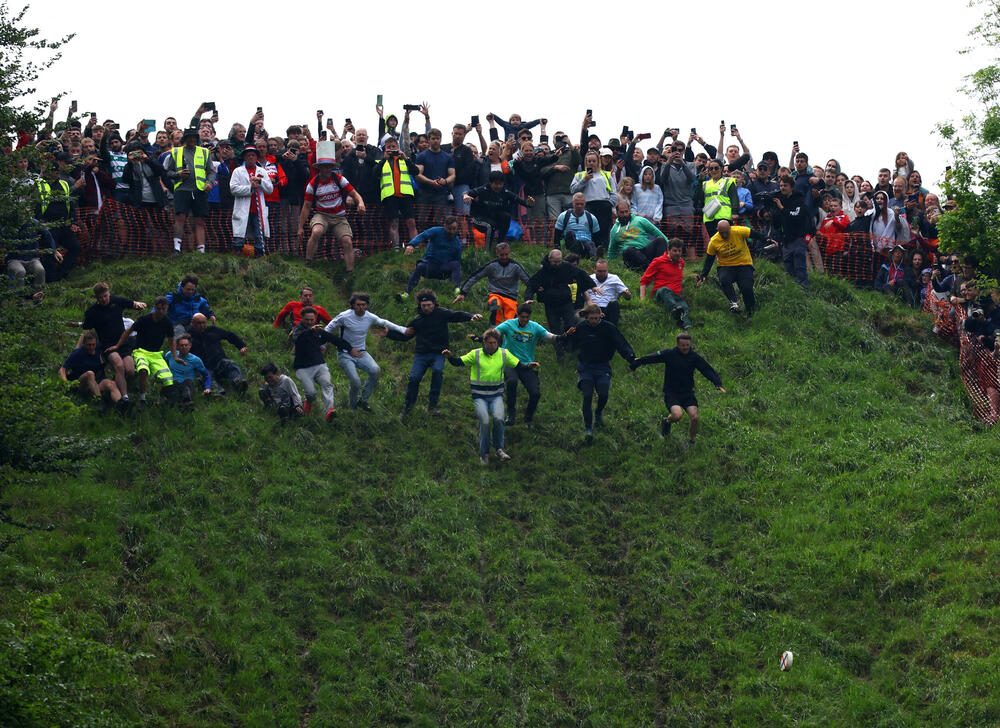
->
xmin=1 ymin=246 xmax=998 ymax=727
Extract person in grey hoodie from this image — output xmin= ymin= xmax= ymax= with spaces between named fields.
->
xmin=658 ymin=143 xmax=698 ymax=255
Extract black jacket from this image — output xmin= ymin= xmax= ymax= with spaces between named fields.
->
xmin=121 ymin=158 xmax=169 ymax=207
xmin=442 ymin=142 xmax=479 ymax=188
xmin=526 ymin=260 xmax=596 ymax=307
xmin=631 ymin=346 xmax=722 ymax=394
xmin=189 ymin=325 xmax=247 ymax=370
xmin=773 ymin=191 xmax=812 ymax=239
xmin=564 ymin=319 xmax=635 ymax=365
xmin=340 ymin=151 xmax=379 ymax=203
xmin=388 ymin=306 xmax=476 ymax=355
xmin=291 ymin=324 xmax=349 ymax=370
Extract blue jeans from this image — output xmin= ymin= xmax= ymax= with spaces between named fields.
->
xmin=337 ymin=350 xmax=380 ymax=407
xmin=405 ymin=353 xmax=445 ymax=409
xmin=472 ymin=394 xmax=505 ymax=456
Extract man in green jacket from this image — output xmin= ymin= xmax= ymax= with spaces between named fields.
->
xmin=607 ymin=201 xmax=670 ymax=271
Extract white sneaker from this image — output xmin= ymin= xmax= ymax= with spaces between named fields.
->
xmin=479 ymin=454 xmax=489 ymax=465
xmin=729 ymin=301 xmax=740 ymax=312
xmin=496 ymin=448 xmax=512 ymax=462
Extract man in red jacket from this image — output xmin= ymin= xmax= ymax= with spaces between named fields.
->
xmin=639 ymin=239 xmax=691 ymax=329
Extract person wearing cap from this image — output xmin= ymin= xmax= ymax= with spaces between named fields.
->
xmin=164 ymin=128 xmax=216 ymax=254
xmin=570 ymin=150 xmax=617 ymax=254
xmin=695 ymin=159 xmax=740 ymax=239
xmin=230 ymin=146 xmax=273 ymax=257
xmin=297 ymin=141 xmax=366 ymax=272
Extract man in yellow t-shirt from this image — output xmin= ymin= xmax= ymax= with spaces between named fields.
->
xmin=696 ymin=219 xmax=776 ymax=316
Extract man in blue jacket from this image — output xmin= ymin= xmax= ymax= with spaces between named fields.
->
xmin=398 ymin=216 xmax=463 ymax=299
xmin=165 ymin=274 xmax=215 ymax=336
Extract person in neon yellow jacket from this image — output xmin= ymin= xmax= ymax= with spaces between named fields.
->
xmin=443 ymin=328 xmax=539 ymax=465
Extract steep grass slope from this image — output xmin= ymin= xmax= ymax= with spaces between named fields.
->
xmin=1 ymin=247 xmax=998 ymax=727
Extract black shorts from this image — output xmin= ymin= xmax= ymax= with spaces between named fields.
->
xmin=382 ymin=196 xmax=414 ymax=221
xmin=664 ymin=391 xmax=698 ymax=409
xmin=174 ymin=190 xmax=209 ymax=218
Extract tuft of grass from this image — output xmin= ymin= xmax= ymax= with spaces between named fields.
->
xmin=1 ymin=247 xmax=998 ymax=726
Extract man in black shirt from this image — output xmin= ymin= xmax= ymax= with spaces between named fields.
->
xmin=387 ymin=289 xmax=482 ymax=415
xmin=107 ymin=296 xmax=179 ymax=403
xmin=562 ymin=303 xmax=635 ymax=436
xmin=526 ymin=248 xmax=597 ymax=358
xmin=81 ymin=281 xmax=146 ymax=402
xmin=464 ymin=171 xmax=535 ymax=249
xmin=631 ymin=331 xmax=725 ymax=447
xmin=290 ymin=307 xmax=352 ymax=422
xmin=189 ymin=313 xmax=249 ymax=395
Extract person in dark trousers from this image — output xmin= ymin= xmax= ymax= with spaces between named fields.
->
xmin=526 ymin=247 xmax=597 ymax=359
xmin=386 ymin=289 xmax=483 ymax=415
xmin=696 ymin=219 xmax=775 ymax=316
xmin=398 ymin=216 xmax=463 ymax=298
xmin=772 ymin=174 xmax=813 ymax=288
xmin=464 ymin=170 xmax=536 ymax=248
xmin=631 ymin=331 xmax=725 ymax=448
xmin=562 ymin=303 xmax=636 ymax=436
xmin=188 ymin=313 xmax=249 ymax=395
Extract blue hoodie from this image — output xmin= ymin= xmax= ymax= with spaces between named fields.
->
xmin=166 ymin=282 xmax=214 ymax=325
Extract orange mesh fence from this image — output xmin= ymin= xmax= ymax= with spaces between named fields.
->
xmin=923 ymin=292 xmax=1000 ymax=425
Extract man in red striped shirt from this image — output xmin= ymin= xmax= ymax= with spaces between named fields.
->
xmin=297 ymin=155 xmax=366 ymax=273
xmin=639 ymin=239 xmax=691 ymax=329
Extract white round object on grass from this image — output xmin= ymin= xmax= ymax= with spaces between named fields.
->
xmin=780 ymin=650 xmax=794 ymax=671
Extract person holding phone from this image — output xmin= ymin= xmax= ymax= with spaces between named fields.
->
xmin=570 ymin=150 xmax=617 ymax=254
xmin=164 ymin=128 xmax=216 ymax=253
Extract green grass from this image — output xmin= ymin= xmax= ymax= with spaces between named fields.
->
xmin=1 ymin=246 xmax=999 ymax=727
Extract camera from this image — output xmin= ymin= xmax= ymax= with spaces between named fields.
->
xmin=403 ymin=104 xmax=421 ymax=111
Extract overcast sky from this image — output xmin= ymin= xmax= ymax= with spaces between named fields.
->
xmin=24 ymin=0 xmax=988 ymax=193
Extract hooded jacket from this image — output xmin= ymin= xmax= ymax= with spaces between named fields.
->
xmin=165 ymin=282 xmax=214 ymax=325
xmin=632 ymin=166 xmax=664 ymax=221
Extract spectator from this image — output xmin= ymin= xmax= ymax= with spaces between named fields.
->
xmin=35 ymin=159 xmax=81 ymax=280
xmin=511 ymin=142 xmax=555 ymax=222
xmin=695 ymin=159 xmax=739 ymax=238
xmin=868 ymin=190 xmax=910 ymax=254
xmin=442 ymin=123 xmax=478 ymax=216
xmin=164 ymin=128 xmax=216 ymax=254
xmin=541 ymin=132 xmax=582 ymax=218
xmin=659 ymin=142 xmax=698 ymax=257
xmin=374 ymin=136 xmax=417 ymax=250
xmin=570 ymin=150 xmax=617 ymax=252
xmin=875 ymin=244 xmax=910 ymax=302
xmin=414 ymin=127 xmax=455 ymax=219
xmin=120 ymin=142 xmax=169 ymax=210
xmin=230 ymin=146 xmax=273 ymax=257
xmin=632 ymin=166 xmax=663 ymax=222
xmin=773 ymin=174 xmax=811 ymax=289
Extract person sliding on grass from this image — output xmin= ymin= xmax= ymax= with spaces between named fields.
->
xmin=561 ymin=303 xmax=635 ymax=437
xmin=630 ymin=331 xmax=725 ymax=449
xmin=639 ymin=238 xmax=691 ymax=329
xmin=258 ymin=362 xmax=305 ymax=421
xmin=443 ymin=327 xmax=540 ymax=465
